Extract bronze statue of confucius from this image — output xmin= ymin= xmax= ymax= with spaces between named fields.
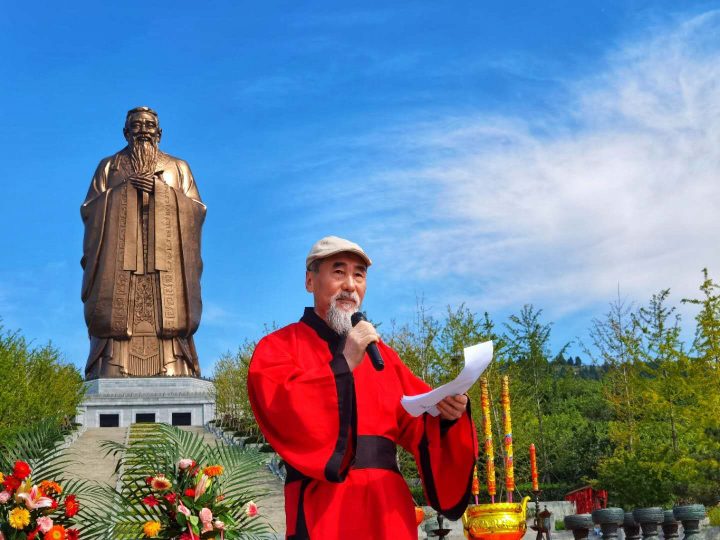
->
xmin=81 ymin=107 xmax=205 ymax=379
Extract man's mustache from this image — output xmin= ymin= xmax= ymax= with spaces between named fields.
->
xmin=333 ymin=292 xmax=360 ymax=305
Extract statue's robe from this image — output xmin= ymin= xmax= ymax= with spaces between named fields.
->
xmin=81 ymin=147 xmax=206 ymax=378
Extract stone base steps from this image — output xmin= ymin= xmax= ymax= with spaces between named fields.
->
xmin=63 ymin=427 xmax=128 ymax=487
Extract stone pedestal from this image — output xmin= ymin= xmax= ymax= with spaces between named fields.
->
xmin=592 ymin=508 xmax=625 ymax=540
xmin=77 ymin=377 xmax=215 ymax=428
xmin=565 ymin=513 xmax=593 ymax=540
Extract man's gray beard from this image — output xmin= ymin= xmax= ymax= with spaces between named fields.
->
xmin=129 ymin=138 xmax=158 ymax=175
xmin=326 ymin=294 xmax=361 ymax=335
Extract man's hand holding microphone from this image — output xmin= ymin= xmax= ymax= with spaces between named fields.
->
xmin=343 ymin=311 xmax=467 ymax=421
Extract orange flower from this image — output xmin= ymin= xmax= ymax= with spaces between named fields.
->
xmin=143 ymin=520 xmax=161 ymax=538
xmin=150 ymin=475 xmax=172 ymax=491
xmin=44 ymin=525 xmax=67 ymax=540
xmin=415 ymin=506 xmax=425 ymax=526
xmin=203 ymin=465 xmax=224 ymax=477
xmin=40 ymin=481 xmax=63 ymax=495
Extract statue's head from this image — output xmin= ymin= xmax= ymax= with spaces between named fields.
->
xmin=123 ymin=106 xmax=162 ymax=146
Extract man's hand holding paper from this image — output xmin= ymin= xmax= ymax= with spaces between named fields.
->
xmin=401 ymin=341 xmax=494 ymax=417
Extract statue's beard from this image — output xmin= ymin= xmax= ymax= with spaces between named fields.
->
xmin=129 ymin=136 xmax=159 ymax=175
xmin=326 ymin=291 xmax=361 ymax=335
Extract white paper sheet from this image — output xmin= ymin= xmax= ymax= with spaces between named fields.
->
xmin=400 ymin=341 xmax=494 ymax=417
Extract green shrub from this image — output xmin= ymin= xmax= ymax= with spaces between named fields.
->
xmin=0 ymin=327 xmax=84 ymax=442
xmin=708 ymin=506 xmax=720 ymax=527
xmin=555 ymin=520 xmax=566 ymax=531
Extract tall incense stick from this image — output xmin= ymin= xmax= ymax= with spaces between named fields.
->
xmin=480 ymin=378 xmax=496 ymax=503
xmin=501 ymin=375 xmax=514 ymax=503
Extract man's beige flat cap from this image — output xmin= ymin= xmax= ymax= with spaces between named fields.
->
xmin=306 ymin=236 xmax=372 ymax=270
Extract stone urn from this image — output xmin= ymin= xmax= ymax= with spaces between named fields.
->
xmin=632 ymin=507 xmax=664 ymax=540
xmin=673 ymin=504 xmax=706 ymax=540
xmin=462 ymin=497 xmax=531 ymax=540
xmin=623 ymin=512 xmax=641 ymax=540
xmin=662 ymin=510 xmax=680 ymax=540
xmin=564 ymin=514 xmax=594 ymax=540
xmin=592 ymin=507 xmax=625 ymax=540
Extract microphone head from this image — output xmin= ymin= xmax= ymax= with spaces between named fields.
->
xmin=350 ymin=311 xmax=366 ymax=327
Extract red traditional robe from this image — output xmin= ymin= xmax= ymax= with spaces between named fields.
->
xmin=248 ymin=308 xmax=478 ymax=539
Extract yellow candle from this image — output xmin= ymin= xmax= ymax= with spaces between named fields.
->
xmin=480 ymin=378 xmax=496 ymax=499
xmin=501 ymin=375 xmax=515 ymax=501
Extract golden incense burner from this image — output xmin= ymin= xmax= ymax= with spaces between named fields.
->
xmin=462 ymin=496 xmax=531 ymax=540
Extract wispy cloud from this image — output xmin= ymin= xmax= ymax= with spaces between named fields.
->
xmin=299 ymin=10 xmax=720 ymax=319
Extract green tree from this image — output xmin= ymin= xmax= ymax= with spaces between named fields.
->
xmin=212 ymin=340 xmax=258 ymax=435
xmin=503 ymin=305 xmax=559 ymax=485
xmin=386 ymin=295 xmax=441 ymax=385
xmin=683 ymin=268 xmax=720 ymax=364
xmin=586 ymin=295 xmax=642 ymax=453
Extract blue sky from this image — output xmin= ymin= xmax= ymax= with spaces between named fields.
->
xmin=2 ymin=1 xmax=719 ymax=375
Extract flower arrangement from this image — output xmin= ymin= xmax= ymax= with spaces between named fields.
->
xmin=96 ymin=423 xmax=269 ymax=540
xmin=0 ymin=460 xmax=81 ymax=540
xmin=137 ymin=459 xmax=259 ymax=539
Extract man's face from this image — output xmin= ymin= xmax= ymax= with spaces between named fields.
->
xmin=124 ymin=111 xmax=161 ymax=145
xmin=306 ymin=252 xmax=368 ymax=322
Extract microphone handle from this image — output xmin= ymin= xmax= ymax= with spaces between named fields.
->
xmin=350 ymin=311 xmax=385 ymax=371
xmin=366 ymin=342 xmax=385 ymax=371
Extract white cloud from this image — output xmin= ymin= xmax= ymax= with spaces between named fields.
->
xmin=302 ymin=10 xmax=720 ymax=320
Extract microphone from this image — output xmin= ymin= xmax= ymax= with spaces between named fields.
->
xmin=350 ymin=311 xmax=385 ymax=371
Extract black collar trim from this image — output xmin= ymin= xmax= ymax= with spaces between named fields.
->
xmin=300 ymin=307 xmax=342 ymax=349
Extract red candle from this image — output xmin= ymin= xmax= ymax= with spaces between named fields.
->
xmin=530 ymin=443 xmax=539 ymax=492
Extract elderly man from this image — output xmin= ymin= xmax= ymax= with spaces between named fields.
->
xmin=81 ymin=107 xmax=205 ymax=379
xmin=248 ymin=236 xmax=477 ymax=539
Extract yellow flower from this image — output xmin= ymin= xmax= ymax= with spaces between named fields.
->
xmin=143 ymin=520 xmax=162 ymax=537
xmin=9 ymin=507 xmax=31 ymax=529
xmin=0 ymin=472 xmax=4 ymax=483
xmin=203 ymin=465 xmax=224 ymax=477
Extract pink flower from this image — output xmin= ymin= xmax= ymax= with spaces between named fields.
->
xmin=213 ymin=520 xmax=226 ymax=530
xmin=199 ymin=507 xmax=213 ymax=522
xmin=178 ymin=458 xmax=194 ymax=470
xmin=177 ymin=502 xmax=191 ymax=517
xmin=245 ymin=500 xmax=258 ymax=517
xmin=36 ymin=516 xmax=53 ymax=533
xmin=194 ymin=474 xmax=210 ymax=501
xmin=0 ymin=491 xmax=10 ymax=504
xmin=199 ymin=507 xmax=213 ymax=532
xmin=16 ymin=485 xmax=53 ymax=510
